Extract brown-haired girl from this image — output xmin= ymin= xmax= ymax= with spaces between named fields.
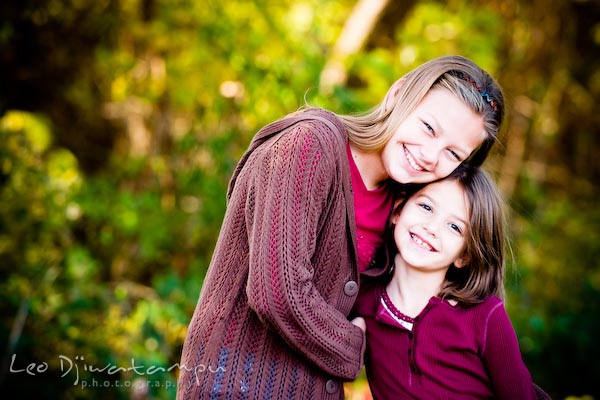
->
xmin=354 ymin=166 xmax=538 ymax=399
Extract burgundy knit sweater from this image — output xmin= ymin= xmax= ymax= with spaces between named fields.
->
xmin=354 ymin=283 xmax=537 ymax=400
xmin=177 ymin=109 xmax=370 ymax=399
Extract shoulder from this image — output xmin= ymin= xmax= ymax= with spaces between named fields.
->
xmin=483 ymin=296 xmax=505 ymax=314
xmin=473 ymin=296 xmax=510 ymax=326
xmin=257 ymin=108 xmax=348 ymax=171
xmin=452 ymin=296 xmax=506 ymax=322
xmin=293 ymin=107 xmax=345 ymax=132
xmin=455 ymin=297 xmax=513 ymax=344
xmin=480 ymin=295 xmax=503 ymax=309
xmin=461 ymin=296 xmax=503 ymax=311
xmin=287 ymin=108 xmax=347 ymax=149
xmin=229 ymin=108 xmax=347 ymax=197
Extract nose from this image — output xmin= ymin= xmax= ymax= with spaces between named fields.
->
xmin=422 ymin=222 xmax=438 ymax=237
xmin=419 ymin=142 xmax=442 ymax=167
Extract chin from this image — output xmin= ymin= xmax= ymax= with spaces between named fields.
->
xmin=392 ymin=171 xmax=416 ymax=185
xmin=405 ymin=175 xmax=429 ymax=185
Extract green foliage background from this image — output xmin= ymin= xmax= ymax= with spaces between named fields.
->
xmin=1 ymin=0 xmax=598 ymax=399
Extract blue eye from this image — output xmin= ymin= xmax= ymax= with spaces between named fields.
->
xmin=449 ymin=223 xmax=462 ymax=234
xmin=419 ymin=203 xmax=432 ymax=212
xmin=448 ymin=149 xmax=461 ymax=161
xmin=423 ymin=121 xmax=434 ymax=135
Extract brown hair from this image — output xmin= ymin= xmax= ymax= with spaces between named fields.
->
xmin=439 ymin=166 xmax=507 ymax=304
xmin=338 ymin=55 xmax=505 ymax=168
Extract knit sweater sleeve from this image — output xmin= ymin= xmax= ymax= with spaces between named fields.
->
xmin=243 ymin=121 xmax=365 ymax=380
xmin=482 ymin=299 xmax=536 ymax=400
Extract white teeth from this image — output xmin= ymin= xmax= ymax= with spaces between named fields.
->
xmin=411 ymin=233 xmax=433 ymax=251
xmin=404 ymin=146 xmax=424 ymax=171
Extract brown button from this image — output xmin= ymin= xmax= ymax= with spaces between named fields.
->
xmin=325 ymin=379 xmax=339 ymax=394
xmin=344 ymin=280 xmax=358 ymax=296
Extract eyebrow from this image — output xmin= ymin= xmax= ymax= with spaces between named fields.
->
xmin=418 ymin=193 xmax=468 ymax=226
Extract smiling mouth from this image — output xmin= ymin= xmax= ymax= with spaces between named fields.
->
xmin=410 ymin=233 xmax=436 ymax=252
xmin=403 ymin=145 xmax=425 ymax=171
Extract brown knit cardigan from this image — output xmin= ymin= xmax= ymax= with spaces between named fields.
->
xmin=177 ymin=108 xmax=368 ymax=399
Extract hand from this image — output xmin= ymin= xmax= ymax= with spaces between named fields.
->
xmin=351 ymin=316 xmax=366 ymax=333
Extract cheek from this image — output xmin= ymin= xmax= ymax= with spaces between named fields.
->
xmin=433 ymin=161 xmax=460 ymax=179
xmin=381 ymin=141 xmax=394 ymax=162
xmin=449 ymin=237 xmax=468 ymax=257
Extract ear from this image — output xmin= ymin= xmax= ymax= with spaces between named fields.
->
xmin=453 ymin=255 xmax=470 ymax=269
xmin=383 ymin=77 xmax=405 ymax=113
xmin=390 ymin=210 xmax=401 ymax=224
xmin=389 ymin=198 xmax=404 ymax=225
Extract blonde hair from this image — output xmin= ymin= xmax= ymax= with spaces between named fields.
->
xmin=338 ymin=55 xmax=504 ymax=168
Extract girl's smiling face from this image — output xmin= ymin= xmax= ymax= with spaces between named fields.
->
xmin=381 ymin=87 xmax=486 ymax=184
xmin=393 ymin=178 xmax=470 ymax=272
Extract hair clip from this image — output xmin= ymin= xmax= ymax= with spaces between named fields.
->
xmin=455 ymin=72 xmax=499 ymax=112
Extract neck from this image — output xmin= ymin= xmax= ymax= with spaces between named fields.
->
xmin=349 ymin=143 xmax=387 ymax=190
xmin=386 ymin=256 xmax=447 ymax=318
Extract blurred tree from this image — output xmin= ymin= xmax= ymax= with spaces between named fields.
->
xmin=0 ymin=0 xmax=121 ymax=173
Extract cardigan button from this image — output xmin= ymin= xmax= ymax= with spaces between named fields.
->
xmin=325 ymin=379 xmax=339 ymax=394
xmin=344 ymin=280 xmax=358 ymax=296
